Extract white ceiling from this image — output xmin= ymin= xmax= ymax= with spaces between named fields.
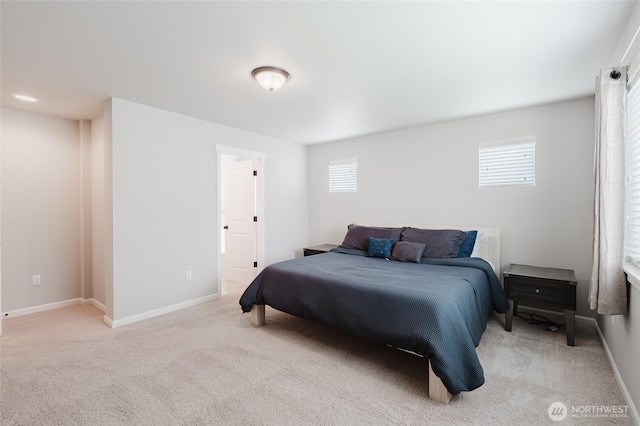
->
xmin=1 ymin=1 xmax=636 ymax=145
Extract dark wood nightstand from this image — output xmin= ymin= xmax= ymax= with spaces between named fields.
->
xmin=503 ymin=264 xmax=577 ymax=346
xmin=303 ymin=244 xmax=338 ymax=256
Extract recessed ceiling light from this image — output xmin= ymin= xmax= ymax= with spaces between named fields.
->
xmin=13 ymin=94 xmax=38 ymax=102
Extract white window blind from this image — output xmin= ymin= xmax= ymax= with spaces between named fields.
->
xmin=626 ymin=81 xmax=640 ymax=264
xmin=479 ymin=137 xmax=536 ymax=188
xmin=329 ymin=159 xmax=357 ymax=193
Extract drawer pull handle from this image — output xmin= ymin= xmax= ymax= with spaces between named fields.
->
xmin=535 ymin=289 xmax=540 ymax=294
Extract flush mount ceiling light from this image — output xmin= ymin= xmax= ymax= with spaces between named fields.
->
xmin=251 ymin=66 xmax=290 ymax=92
xmin=13 ymin=94 xmax=38 ymax=102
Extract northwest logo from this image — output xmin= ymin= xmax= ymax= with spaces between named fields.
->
xmin=548 ymin=402 xmax=568 ymax=421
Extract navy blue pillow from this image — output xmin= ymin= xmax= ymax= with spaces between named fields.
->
xmin=367 ymin=237 xmax=394 ymax=259
xmin=457 ymin=230 xmax=478 ymax=258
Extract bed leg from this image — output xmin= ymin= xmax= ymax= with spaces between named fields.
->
xmin=428 ymin=359 xmax=452 ymax=404
xmin=250 ymin=304 xmax=265 ymax=326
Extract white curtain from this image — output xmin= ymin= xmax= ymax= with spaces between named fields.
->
xmin=589 ymin=67 xmax=628 ymax=315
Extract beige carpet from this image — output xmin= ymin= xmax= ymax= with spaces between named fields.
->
xmin=0 ymin=291 xmax=633 ymax=425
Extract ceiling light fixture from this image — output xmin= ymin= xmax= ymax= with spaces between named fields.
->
xmin=13 ymin=94 xmax=38 ymax=102
xmin=251 ymin=66 xmax=290 ymax=92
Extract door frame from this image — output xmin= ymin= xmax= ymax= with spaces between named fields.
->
xmin=216 ymin=145 xmax=265 ymax=297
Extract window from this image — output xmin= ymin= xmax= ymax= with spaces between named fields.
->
xmin=329 ymin=159 xmax=357 ymax=193
xmin=626 ymin=80 xmax=640 ymax=264
xmin=479 ymin=137 xmax=536 ymax=188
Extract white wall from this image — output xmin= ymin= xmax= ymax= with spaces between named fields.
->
xmin=1 ymin=107 xmax=81 ymax=311
xmin=309 ymin=97 xmax=595 ymax=317
xmin=80 ymin=119 xmax=93 ymax=301
xmin=597 ymin=287 xmax=640 ymax=420
xmin=91 ymin=106 xmax=108 ymax=309
xmin=109 ymin=98 xmax=308 ymax=323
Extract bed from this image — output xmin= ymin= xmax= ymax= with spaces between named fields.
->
xmin=239 ymin=225 xmax=509 ymax=404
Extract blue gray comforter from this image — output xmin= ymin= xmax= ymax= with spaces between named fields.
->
xmin=239 ymin=248 xmax=509 ymax=395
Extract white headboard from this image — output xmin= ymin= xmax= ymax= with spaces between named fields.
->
xmin=469 ymin=226 xmax=500 ymax=272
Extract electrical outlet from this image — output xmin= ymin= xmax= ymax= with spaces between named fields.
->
xmin=186 ymin=271 xmax=193 ymax=281
xmin=32 ymin=275 xmax=41 ymax=286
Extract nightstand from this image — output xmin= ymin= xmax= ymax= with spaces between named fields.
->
xmin=503 ymin=263 xmax=577 ymax=346
xmin=303 ymin=244 xmax=338 ymax=256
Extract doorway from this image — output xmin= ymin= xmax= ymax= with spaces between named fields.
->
xmin=216 ymin=146 xmax=265 ymax=296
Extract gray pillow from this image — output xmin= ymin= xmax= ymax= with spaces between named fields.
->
xmin=400 ymin=228 xmax=467 ymax=258
xmin=340 ymin=225 xmax=404 ymax=251
xmin=391 ymin=241 xmax=426 ymax=263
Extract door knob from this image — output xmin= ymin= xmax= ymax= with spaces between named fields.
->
xmin=223 ymin=225 xmax=229 ymax=230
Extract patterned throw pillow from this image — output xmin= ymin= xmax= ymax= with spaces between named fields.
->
xmin=367 ymin=237 xmax=394 ymax=259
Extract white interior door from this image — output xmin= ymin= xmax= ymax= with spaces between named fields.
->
xmin=223 ymin=159 xmax=257 ymax=285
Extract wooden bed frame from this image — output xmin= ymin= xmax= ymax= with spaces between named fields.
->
xmin=248 ymin=226 xmax=500 ymax=405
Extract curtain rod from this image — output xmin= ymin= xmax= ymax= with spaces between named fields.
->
xmin=612 ymin=23 xmax=640 ymax=80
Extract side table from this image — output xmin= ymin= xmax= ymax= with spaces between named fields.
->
xmin=303 ymin=244 xmax=338 ymax=257
xmin=503 ymin=263 xmax=577 ymax=346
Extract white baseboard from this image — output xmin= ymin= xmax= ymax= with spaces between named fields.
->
xmin=104 ymin=293 xmax=218 ymax=329
xmin=103 ymin=315 xmax=113 ymax=328
xmin=3 ymin=297 xmax=107 ymax=319
xmin=2 ymin=298 xmax=83 ymax=319
xmin=81 ymin=298 xmax=105 ymax=312
xmin=1 ymin=294 xmax=216 ymax=330
xmin=594 ymin=320 xmax=640 ymax=425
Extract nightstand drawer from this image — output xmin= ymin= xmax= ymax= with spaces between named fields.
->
xmin=507 ymin=277 xmax=572 ymax=306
